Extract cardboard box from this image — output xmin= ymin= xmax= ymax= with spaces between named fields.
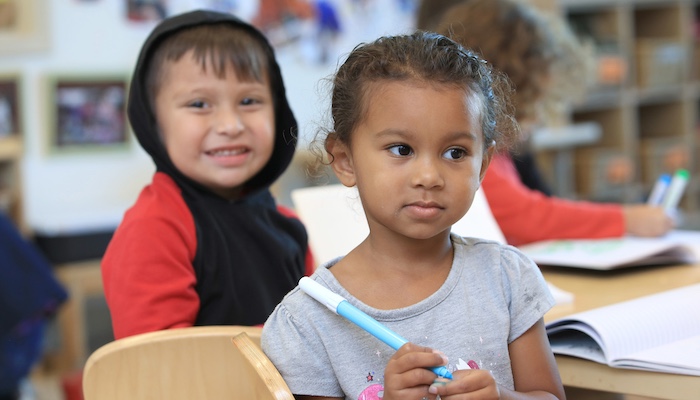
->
xmin=640 ymin=137 xmax=691 ymax=183
xmin=635 ymin=39 xmax=687 ymax=88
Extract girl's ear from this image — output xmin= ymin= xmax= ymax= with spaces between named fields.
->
xmin=325 ymin=135 xmax=357 ymax=187
xmin=478 ymin=141 xmax=496 ymax=183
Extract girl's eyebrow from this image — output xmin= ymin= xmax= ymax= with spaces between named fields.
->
xmin=443 ymin=131 xmax=478 ymax=142
xmin=375 ymin=129 xmax=478 ymax=143
xmin=374 ymin=129 xmax=411 ymax=139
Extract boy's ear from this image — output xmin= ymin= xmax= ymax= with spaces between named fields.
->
xmin=325 ymin=135 xmax=357 ymax=187
xmin=478 ymin=141 xmax=496 ymax=183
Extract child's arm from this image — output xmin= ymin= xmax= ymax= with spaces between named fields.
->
xmin=504 ymin=318 xmax=565 ymax=399
xmin=102 ymin=195 xmax=199 ymax=339
xmin=482 ymin=154 xmax=626 ymax=246
xmin=102 ymin=217 xmax=199 ymax=339
xmin=429 ymin=319 xmax=565 ymax=399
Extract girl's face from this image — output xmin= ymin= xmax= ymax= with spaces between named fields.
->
xmin=329 ymin=80 xmax=493 ymax=241
xmin=154 ymin=50 xmax=275 ymax=199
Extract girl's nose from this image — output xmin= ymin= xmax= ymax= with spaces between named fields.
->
xmin=411 ymin=157 xmax=444 ymax=189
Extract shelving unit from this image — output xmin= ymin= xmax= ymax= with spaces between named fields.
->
xmin=539 ymin=0 xmax=700 ymax=224
xmin=0 ymin=71 xmax=26 ymax=234
xmin=0 ymin=134 xmax=26 ymax=234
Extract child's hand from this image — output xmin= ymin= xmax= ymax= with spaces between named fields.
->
xmin=623 ymin=205 xmax=674 ymax=237
xmin=429 ymin=369 xmax=500 ymax=399
xmin=382 ymin=342 xmax=450 ymax=400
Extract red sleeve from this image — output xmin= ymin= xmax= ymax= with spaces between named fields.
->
xmin=276 ymin=204 xmax=316 ymax=275
xmin=101 ymin=173 xmax=199 ymax=339
xmin=481 ymin=154 xmax=626 ymax=246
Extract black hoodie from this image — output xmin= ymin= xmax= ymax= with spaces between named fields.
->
xmin=126 ymin=10 xmax=308 ymax=326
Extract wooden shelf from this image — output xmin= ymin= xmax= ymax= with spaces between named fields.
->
xmin=0 ymin=135 xmax=22 ymax=160
xmin=538 ymin=0 xmax=700 ymax=215
xmin=0 ymin=133 xmax=26 ymax=233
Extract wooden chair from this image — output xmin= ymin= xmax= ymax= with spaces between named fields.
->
xmin=82 ymin=325 xmax=293 ymax=400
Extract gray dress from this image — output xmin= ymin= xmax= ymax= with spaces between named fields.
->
xmin=262 ymin=234 xmax=554 ymax=399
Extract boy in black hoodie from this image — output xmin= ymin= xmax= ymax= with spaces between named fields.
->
xmin=102 ymin=10 xmax=313 ymax=339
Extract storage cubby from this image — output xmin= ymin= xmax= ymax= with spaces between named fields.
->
xmin=572 ymin=108 xmax=626 ymax=148
xmin=0 ymin=72 xmax=25 ymax=234
xmin=0 ymin=134 xmax=25 ymax=233
xmin=543 ymin=0 xmax=700 ymax=223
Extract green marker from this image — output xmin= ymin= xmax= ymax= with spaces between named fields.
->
xmin=661 ymin=169 xmax=690 ymax=213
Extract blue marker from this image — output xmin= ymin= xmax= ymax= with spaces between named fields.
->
xmin=299 ymin=277 xmax=453 ymax=379
xmin=661 ymin=169 xmax=690 ymax=213
xmin=647 ymin=173 xmax=671 ymax=206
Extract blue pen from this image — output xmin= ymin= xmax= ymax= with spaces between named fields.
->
xmin=647 ymin=173 xmax=671 ymax=206
xmin=299 ymin=277 xmax=453 ymax=380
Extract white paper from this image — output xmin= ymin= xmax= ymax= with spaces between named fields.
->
xmin=519 ymin=231 xmax=700 ymax=270
xmin=547 ymin=283 xmax=700 ymax=375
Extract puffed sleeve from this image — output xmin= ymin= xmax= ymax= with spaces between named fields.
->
xmin=500 ymin=246 xmax=555 ymax=343
xmin=261 ymin=289 xmax=345 ymax=398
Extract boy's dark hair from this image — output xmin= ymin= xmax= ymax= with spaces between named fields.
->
xmin=323 ymin=31 xmax=518 ymax=155
xmin=145 ymin=23 xmax=275 ymax=111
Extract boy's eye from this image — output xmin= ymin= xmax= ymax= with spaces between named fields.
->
xmin=444 ymin=147 xmax=467 ymax=160
xmin=388 ymin=144 xmax=413 ymax=157
xmin=241 ymin=97 xmax=260 ymax=106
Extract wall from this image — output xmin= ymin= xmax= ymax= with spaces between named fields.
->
xmin=1 ymin=0 xmax=415 ymax=235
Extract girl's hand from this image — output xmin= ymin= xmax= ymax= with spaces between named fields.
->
xmin=429 ymin=369 xmax=500 ymax=399
xmin=382 ymin=342 xmax=450 ymax=400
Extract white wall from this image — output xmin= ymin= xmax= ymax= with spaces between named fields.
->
xmin=1 ymin=0 xmax=415 ymax=235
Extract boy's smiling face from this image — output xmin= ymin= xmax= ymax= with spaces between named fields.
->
xmin=154 ymin=50 xmax=275 ymax=199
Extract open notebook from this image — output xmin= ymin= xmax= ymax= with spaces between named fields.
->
xmin=546 ymin=283 xmax=700 ymax=376
xmin=290 ymin=184 xmax=573 ymax=304
xmin=518 ymin=230 xmax=700 ymax=270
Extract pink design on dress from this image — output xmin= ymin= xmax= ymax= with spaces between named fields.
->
xmin=358 ymin=383 xmax=384 ymax=400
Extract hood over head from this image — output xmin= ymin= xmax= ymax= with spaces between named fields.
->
xmin=127 ymin=10 xmax=298 ymax=196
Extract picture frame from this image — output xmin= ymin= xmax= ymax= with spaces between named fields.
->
xmin=47 ymin=75 xmax=129 ymax=154
xmin=0 ymin=0 xmax=49 ymax=56
xmin=0 ymin=73 xmax=21 ymax=138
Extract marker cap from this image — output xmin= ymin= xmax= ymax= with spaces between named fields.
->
xmin=299 ymin=277 xmax=344 ymax=314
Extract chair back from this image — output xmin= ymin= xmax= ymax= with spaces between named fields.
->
xmin=82 ymin=325 xmax=293 ymax=400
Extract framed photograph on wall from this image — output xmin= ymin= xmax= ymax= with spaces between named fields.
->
xmin=47 ymin=75 xmax=129 ymax=153
xmin=0 ymin=0 xmax=49 ymax=55
xmin=126 ymin=0 xmax=168 ymax=22
xmin=0 ymin=74 xmax=20 ymax=137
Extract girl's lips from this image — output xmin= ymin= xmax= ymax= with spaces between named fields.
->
xmin=407 ymin=201 xmax=442 ymax=209
xmin=403 ymin=201 xmax=444 ymax=219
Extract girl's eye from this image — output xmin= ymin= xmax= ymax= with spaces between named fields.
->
xmin=444 ymin=148 xmax=467 ymax=160
xmin=188 ymin=100 xmax=207 ymax=108
xmin=388 ymin=145 xmax=413 ymax=157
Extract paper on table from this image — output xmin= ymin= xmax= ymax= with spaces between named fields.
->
xmin=547 ymin=283 xmax=700 ymax=375
xmin=547 ymin=281 xmax=574 ymax=305
xmin=518 ymin=230 xmax=700 ymax=270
